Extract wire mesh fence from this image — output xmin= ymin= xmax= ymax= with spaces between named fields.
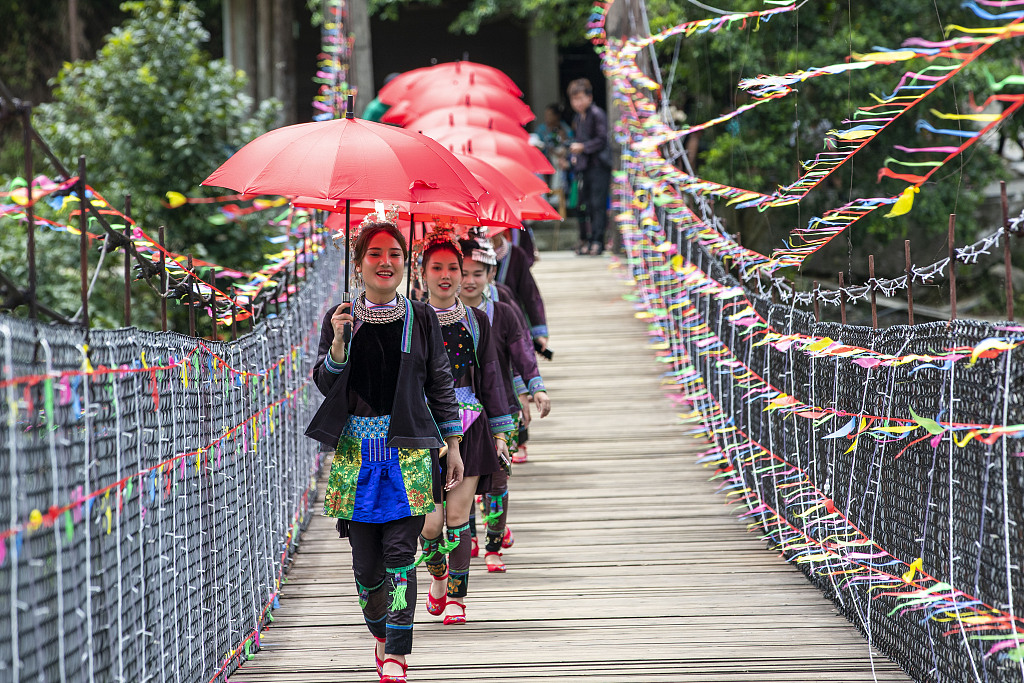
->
xmin=0 ymin=241 xmax=344 ymax=682
xmin=620 ymin=203 xmax=1024 ymax=682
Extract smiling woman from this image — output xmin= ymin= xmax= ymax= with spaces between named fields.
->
xmin=417 ymin=229 xmax=516 ymax=626
xmin=304 ymin=213 xmax=465 ymax=683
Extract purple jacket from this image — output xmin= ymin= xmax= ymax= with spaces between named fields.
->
xmin=478 ymin=297 xmax=545 ymax=412
xmin=496 ymin=243 xmax=548 ymax=338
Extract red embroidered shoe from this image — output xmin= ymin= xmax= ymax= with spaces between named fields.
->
xmin=511 ymin=445 xmax=528 ymax=464
xmin=379 ymin=657 xmax=408 ymax=683
xmin=443 ymin=601 xmax=467 ymax=625
xmin=425 ymin=574 xmax=447 ymax=616
xmin=470 ymin=536 xmax=479 ymax=557
xmin=501 ymin=525 xmax=515 ymax=549
xmin=485 ymin=551 xmax=506 ymax=573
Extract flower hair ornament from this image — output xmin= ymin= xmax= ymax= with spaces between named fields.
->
xmin=412 ymin=220 xmax=462 ymax=288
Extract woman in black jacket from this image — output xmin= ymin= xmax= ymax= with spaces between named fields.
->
xmin=305 ymin=215 xmax=464 ymax=683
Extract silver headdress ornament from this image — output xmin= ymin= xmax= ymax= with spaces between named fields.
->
xmin=359 ymin=200 xmax=401 ymax=228
xmin=470 ymin=237 xmax=497 ymax=266
xmin=330 ymin=200 xmax=401 ymax=245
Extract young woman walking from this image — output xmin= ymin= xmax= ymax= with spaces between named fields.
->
xmin=458 ymin=238 xmax=550 ymax=570
xmin=306 ymin=214 xmax=464 ymax=683
xmin=417 ymin=230 xmax=516 ymax=624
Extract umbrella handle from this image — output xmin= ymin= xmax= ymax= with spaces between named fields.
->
xmin=341 ymin=292 xmax=352 ymax=345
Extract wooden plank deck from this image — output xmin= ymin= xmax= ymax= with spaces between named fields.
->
xmin=229 ymin=252 xmax=912 ymax=683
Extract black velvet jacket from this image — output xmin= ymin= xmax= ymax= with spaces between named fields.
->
xmin=304 ymin=299 xmax=462 ymax=449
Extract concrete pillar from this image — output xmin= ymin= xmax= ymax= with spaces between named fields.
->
xmin=349 ymin=0 xmax=376 ymax=111
xmin=527 ymin=29 xmax=560 ymax=124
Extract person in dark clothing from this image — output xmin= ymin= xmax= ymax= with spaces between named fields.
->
xmin=305 ymin=215 xmax=464 ymax=683
xmin=489 ymin=230 xmax=548 ymax=349
xmin=458 ymin=238 xmax=551 ymax=568
xmin=568 ymin=78 xmax=612 ymax=256
xmin=417 ymin=234 xmax=514 ymax=625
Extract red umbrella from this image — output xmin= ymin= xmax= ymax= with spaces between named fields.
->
xmin=519 ymin=193 xmax=561 ymax=221
xmin=203 ymin=117 xmax=486 ymax=204
xmin=453 ymin=154 xmax=562 ymax=222
xmin=204 ymin=105 xmax=488 ymax=302
xmin=385 ymin=83 xmax=535 ymax=126
xmin=406 ymin=107 xmax=528 ymax=140
xmin=431 ymin=128 xmax=554 ymax=174
xmin=478 ymin=156 xmax=550 ymax=197
xmin=379 ymin=62 xmax=522 ymax=104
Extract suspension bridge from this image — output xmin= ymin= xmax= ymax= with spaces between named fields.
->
xmin=226 ymin=253 xmax=911 ymax=683
xmin=4 ymin=1 xmax=1024 ymax=682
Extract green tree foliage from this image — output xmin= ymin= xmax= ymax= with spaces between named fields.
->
xmin=34 ymin=0 xmax=280 ymax=269
xmin=0 ymin=0 xmax=280 ymax=329
xmin=369 ymin=0 xmax=594 ymax=44
xmin=643 ymin=0 xmax=1017 ymax=274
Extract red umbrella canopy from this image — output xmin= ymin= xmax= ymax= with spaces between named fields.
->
xmin=454 ymin=153 xmax=526 ymax=204
xmin=520 ymin=193 xmax=561 ymax=221
xmin=432 ymin=128 xmax=554 ymax=174
xmin=405 ymin=107 xmax=529 ymax=140
xmin=202 ymin=117 xmax=487 ymax=205
xmin=453 ymin=154 xmax=562 ymax=222
xmin=477 ymin=156 xmax=550 ymax=197
xmin=379 ymin=62 xmax=522 ymax=104
xmin=296 ymin=190 xmax=522 ymax=232
xmin=386 ymin=83 xmax=535 ymax=126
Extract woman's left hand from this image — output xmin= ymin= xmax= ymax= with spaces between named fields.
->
xmin=534 ymin=391 xmax=551 ymax=418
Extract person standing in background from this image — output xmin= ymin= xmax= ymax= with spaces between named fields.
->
xmin=568 ymin=78 xmax=611 ymax=256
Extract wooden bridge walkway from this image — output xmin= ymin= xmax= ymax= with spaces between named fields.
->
xmin=229 ymin=252 xmax=912 ymax=683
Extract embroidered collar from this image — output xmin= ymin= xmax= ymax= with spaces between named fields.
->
xmin=493 ymin=238 xmax=510 ymax=262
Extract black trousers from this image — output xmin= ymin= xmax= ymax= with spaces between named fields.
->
xmin=348 ymin=515 xmax=423 ymax=655
xmin=579 ymin=163 xmax=612 ymax=248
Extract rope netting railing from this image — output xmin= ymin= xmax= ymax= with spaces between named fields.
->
xmin=0 ymin=4 xmax=359 ymax=680
xmin=593 ymin=1 xmax=1024 ymax=680
xmin=0 ymin=241 xmax=343 ymax=681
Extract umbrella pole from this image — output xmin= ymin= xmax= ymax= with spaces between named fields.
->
xmin=343 ymin=96 xmax=356 ymax=343
xmin=343 ymin=197 xmax=352 ymax=345
xmin=407 ymin=213 xmax=415 ymax=298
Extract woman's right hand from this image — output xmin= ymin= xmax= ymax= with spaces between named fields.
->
xmin=444 ymin=438 xmax=464 ymax=491
xmin=329 ymin=303 xmax=353 ymax=362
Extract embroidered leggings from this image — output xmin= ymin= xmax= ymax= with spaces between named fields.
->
xmin=483 ymin=469 xmax=509 ymax=552
xmin=422 ymin=522 xmax=473 ymax=599
xmin=348 ymin=516 xmax=422 ymax=655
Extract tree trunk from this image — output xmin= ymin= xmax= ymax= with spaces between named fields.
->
xmin=273 ymin=0 xmax=296 ymax=124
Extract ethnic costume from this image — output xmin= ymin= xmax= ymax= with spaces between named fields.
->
xmin=420 ymin=300 xmax=515 ymax=604
xmin=472 ymin=292 xmax=547 ymax=562
xmin=306 ymin=294 xmax=462 ymax=657
xmin=487 ymin=280 xmax=541 ymax=458
xmin=494 ymin=238 xmax=548 ymax=340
